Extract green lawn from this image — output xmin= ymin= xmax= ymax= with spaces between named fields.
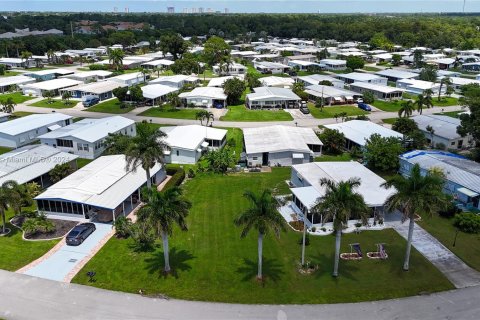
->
xmin=0 ymin=70 xmax=22 ymax=77
xmin=432 ymin=97 xmax=459 ymax=107
xmin=139 ymin=106 xmax=200 ymax=120
xmin=434 ymin=111 xmax=463 ymax=118
xmin=363 ymin=66 xmax=382 ymax=72
xmin=0 ymin=92 xmax=35 ymax=104
xmin=382 ymin=117 xmax=397 ymax=125
xmin=9 ymin=111 xmax=37 ymax=119
xmin=315 ymin=152 xmax=353 ymax=162
xmin=418 ymin=214 xmax=480 ymax=272
xmin=372 ymin=100 xmax=404 ymax=112
xmin=308 ymin=104 xmax=367 ymax=119
xmin=76 ymin=158 xmax=94 ymax=169
xmin=220 ymin=105 xmax=293 ymax=122
xmin=0 ymin=146 xmax=12 ymax=155
xmin=85 ymin=99 xmax=134 ymax=114
xmin=73 ymin=169 xmax=453 ymax=304
xmin=30 ymin=99 xmax=76 ymax=109
xmin=0 ymin=208 xmax=59 ymax=271
xmin=225 ymin=127 xmax=244 ymax=161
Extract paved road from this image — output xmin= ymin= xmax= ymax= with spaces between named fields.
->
xmin=395 ymin=223 xmax=480 ymax=289
xmin=0 ymin=269 xmax=480 ymax=320
xmin=15 ymin=101 xmax=465 ymax=129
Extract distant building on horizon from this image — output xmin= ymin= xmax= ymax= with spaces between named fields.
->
xmin=167 ymin=7 xmax=175 ymax=14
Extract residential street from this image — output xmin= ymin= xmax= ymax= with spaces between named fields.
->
xmin=0 ymin=269 xmax=479 ymax=320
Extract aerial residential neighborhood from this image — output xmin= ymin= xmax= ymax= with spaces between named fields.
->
xmin=1 ymin=4 xmax=480 ymax=320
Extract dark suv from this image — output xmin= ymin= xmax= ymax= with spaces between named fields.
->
xmin=66 ymin=223 xmax=96 ymax=246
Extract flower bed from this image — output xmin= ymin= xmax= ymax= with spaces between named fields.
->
xmin=340 ymin=253 xmax=362 ymax=260
xmin=366 ymin=252 xmax=389 ymax=260
xmin=11 ymin=215 xmax=78 ymax=240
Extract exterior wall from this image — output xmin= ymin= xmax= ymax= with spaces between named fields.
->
xmin=166 ymin=148 xmax=201 ymax=164
xmin=247 ymin=151 xmax=311 ymax=167
xmin=421 ymin=131 xmax=472 ymax=150
xmin=0 ymin=119 xmax=71 ymax=148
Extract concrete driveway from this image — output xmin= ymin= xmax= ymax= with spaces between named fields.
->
xmin=22 ymin=223 xmax=113 ymax=282
xmin=285 ymin=109 xmax=314 ymax=120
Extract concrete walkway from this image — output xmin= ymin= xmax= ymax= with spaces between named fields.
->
xmin=1 ymin=269 xmax=480 ymax=320
xmin=19 ymin=223 xmax=113 ymax=282
xmin=394 ymin=223 xmax=480 ymax=288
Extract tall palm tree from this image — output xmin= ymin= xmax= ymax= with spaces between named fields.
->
xmin=426 ymin=125 xmax=435 ymax=148
xmin=234 ymin=189 xmax=286 ymax=280
xmin=1 ymin=97 xmax=16 ymax=113
xmin=125 ymin=122 xmax=168 ymax=188
xmin=138 ymin=187 xmax=191 ymax=273
xmin=46 ymin=49 xmax=55 ymax=64
xmin=415 ymin=94 xmax=426 ymax=115
xmin=438 ymin=77 xmax=452 ymax=101
xmin=20 ymin=50 xmax=33 ymax=69
xmin=423 ymin=88 xmax=434 ymax=109
xmin=311 ymin=178 xmax=369 ymax=277
xmin=140 ymin=67 xmax=151 ymax=82
xmin=0 ymin=180 xmax=26 ymax=234
xmin=108 ymin=48 xmax=125 ymax=71
xmin=195 ymin=110 xmax=214 ymax=126
xmin=61 ymin=91 xmax=72 ymax=105
xmin=398 ymin=100 xmax=415 ymax=118
xmin=382 ymin=164 xmax=448 ymax=271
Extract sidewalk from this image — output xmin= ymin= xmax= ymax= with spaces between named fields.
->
xmin=394 ymin=222 xmax=480 ymax=288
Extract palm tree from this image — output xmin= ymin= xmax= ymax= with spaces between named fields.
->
xmin=140 ymin=67 xmax=151 ymax=82
xmin=382 ymin=164 xmax=448 ymax=271
xmin=138 ymin=187 xmax=191 ymax=273
xmin=438 ymin=77 xmax=452 ymax=101
xmin=234 ymin=189 xmax=286 ymax=280
xmin=61 ymin=91 xmax=72 ymax=105
xmin=426 ymin=125 xmax=435 ymax=148
xmin=0 ymin=182 xmax=11 ymax=234
xmin=108 ymin=48 xmax=125 ymax=71
xmin=195 ymin=110 xmax=214 ymax=126
xmin=46 ymin=49 xmax=55 ymax=64
xmin=415 ymin=94 xmax=426 ymax=115
xmin=311 ymin=178 xmax=369 ymax=277
xmin=43 ymin=90 xmax=54 ymax=104
xmin=1 ymin=97 xmax=16 ymax=113
xmin=20 ymin=50 xmax=33 ymax=69
xmin=0 ymin=180 xmax=26 ymax=234
xmin=423 ymin=89 xmax=434 ymax=109
xmin=125 ymin=122 xmax=168 ymax=188
xmin=398 ymin=100 xmax=415 ymax=118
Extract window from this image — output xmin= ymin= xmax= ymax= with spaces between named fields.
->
xmin=252 ymin=157 xmax=258 ymax=160
xmin=176 ymin=150 xmax=179 ymax=156
xmin=451 ymin=141 xmax=455 ymax=145
xmin=56 ymin=139 xmax=73 ymax=148
xmin=77 ymin=143 xmax=89 ymax=151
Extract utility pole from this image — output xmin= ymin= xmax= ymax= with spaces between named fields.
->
xmin=70 ymin=21 xmax=74 ymax=39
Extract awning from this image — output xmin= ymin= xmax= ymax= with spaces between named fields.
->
xmin=201 ymin=141 xmax=209 ymax=148
xmin=292 ymin=153 xmax=304 ymax=159
xmin=48 ymin=124 xmax=61 ymax=131
xmin=345 ymin=96 xmax=353 ymax=100
xmin=457 ymin=187 xmax=480 ymax=198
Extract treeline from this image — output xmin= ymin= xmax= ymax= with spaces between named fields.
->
xmin=3 ymin=13 xmax=480 ymax=55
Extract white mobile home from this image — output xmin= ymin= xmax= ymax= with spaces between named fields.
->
xmin=246 ymin=87 xmax=301 ymax=109
xmin=297 ymin=74 xmax=344 ymax=89
xmin=319 ymin=59 xmax=347 ymax=70
xmin=178 ymin=87 xmax=227 ymax=108
xmin=213 ymin=62 xmax=247 ymax=75
xmin=109 ymin=72 xmax=145 ymax=86
xmin=349 ymin=82 xmax=404 ymax=100
xmin=0 ymin=76 xmax=36 ymax=93
xmin=149 ymin=75 xmax=199 ymax=88
xmin=0 ymin=113 xmax=72 ymax=148
xmin=22 ymin=78 xmax=82 ymax=97
xmin=336 ymin=72 xmax=388 ymax=85
xmin=304 ymin=85 xmax=361 ymax=105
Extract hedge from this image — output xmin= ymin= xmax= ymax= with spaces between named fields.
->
xmin=163 ymin=167 xmax=186 ymax=191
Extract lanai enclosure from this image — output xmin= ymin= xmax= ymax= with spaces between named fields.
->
xmin=35 ymin=155 xmax=166 ymax=223
xmin=289 ymin=161 xmax=395 ymax=226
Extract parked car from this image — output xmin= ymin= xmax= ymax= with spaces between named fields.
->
xmin=357 ymin=102 xmax=372 ymax=111
xmin=300 ymin=106 xmax=310 ymax=114
xmin=66 ymin=223 xmax=96 ymax=246
xmin=82 ymin=95 xmax=100 ymax=107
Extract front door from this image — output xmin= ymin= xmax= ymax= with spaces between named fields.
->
xmin=262 ymin=152 xmax=269 ymax=166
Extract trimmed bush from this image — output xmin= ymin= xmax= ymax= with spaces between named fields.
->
xmin=439 ymin=203 xmax=462 ymax=218
xmin=164 ymin=167 xmax=186 ymax=191
xmin=453 ymin=212 xmax=480 ymax=234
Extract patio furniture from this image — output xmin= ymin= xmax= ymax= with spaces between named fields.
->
xmin=340 ymin=243 xmax=363 ymax=260
xmin=367 ymin=243 xmax=389 ymax=260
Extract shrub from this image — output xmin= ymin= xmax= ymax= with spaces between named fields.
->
xmin=88 ymin=64 xmax=108 ymax=70
xmin=311 ymin=226 xmax=316 ymax=232
xmin=114 ymin=216 xmax=132 ymax=238
xmin=129 ymin=221 xmax=155 ymax=251
xmin=164 ymin=167 xmax=186 ymax=191
xmin=187 ymin=168 xmax=196 ymax=178
xmin=438 ymin=203 xmax=462 ymax=218
xmin=362 ymin=91 xmax=375 ymax=104
xmin=453 ymin=212 xmax=480 ymax=234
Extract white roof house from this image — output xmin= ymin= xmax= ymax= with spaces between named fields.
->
xmin=449 ymin=77 xmax=480 ymax=90
xmin=64 ymin=80 xmax=125 ymax=99
xmin=0 ymin=75 xmax=36 ymax=92
xmin=396 ymin=79 xmax=442 ymax=95
xmin=212 ymin=62 xmax=247 ymax=75
xmin=324 ymin=120 xmax=403 ymax=148
xmin=246 ymin=87 xmax=301 ymax=109
xmin=22 ymin=78 xmax=82 ymax=96
xmin=63 ymin=70 xmax=113 ymax=82
xmin=375 ymin=69 xmax=419 ymax=81
xmin=0 ymin=113 xmax=72 ymax=148
xmin=336 ymin=72 xmax=388 ymax=85
xmin=109 ymin=72 xmax=144 ymax=86
xmin=290 ymin=161 xmax=395 ymax=211
xmin=178 ymin=87 xmax=227 ymax=108
xmin=149 ymin=75 xmax=198 ymax=88
xmin=349 ymin=82 xmax=404 ymax=100
xmin=253 ymin=61 xmax=290 ymax=74
xmin=160 ymin=125 xmax=227 ymax=164
xmin=35 ymin=155 xmax=166 ymax=217
xmin=297 ymin=74 xmax=344 ymax=88
xmin=412 ymin=115 xmax=473 ymax=150
xmin=0 ymin=144 xmax=78 ymax=187
xmin=38 ymin=116 xmax=135 ymax=159
xmin=141 ymin=59 xmax=175 ymax=68
xmin=243 ymin=125 xmax=323 ymax=167
xmin=260 ymin=76 xmax=295 ymax=88
xmin=141 ymin=84 xmax=179 ymax=101
xmin=207 ymin=75 xmax=243 ymax=88
xmin=319 ymin=59 xmax=347 ymax=70
xmin=25 ymin=68 xmax=74 ymax=79
xmin=304 ymin=85 xmax=360 ymax=104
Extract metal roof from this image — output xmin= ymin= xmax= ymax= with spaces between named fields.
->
xmin=150 ymin=75 xmax=198 ymax=85
xmin=178 ymin=87 xmax=227 ymax=100
xmin=260 ymin=76 xmax=295 ymax=87
xmin=141 ymin=84 xmax=178 ymax=99
xmin=24 ymin=78 xmax=82 ymax=91
xmin=35 ymin=155 xmax=163 ymax=210
xmin=292 ymin=161 xmax=395 ymax=208
xmin=305 ymin=85 xmax=359 ymax=98
xmin=412 ymin=115 xmax=462 ymax=140
xmin=0 ymin=113 xmax=72 ymax=136
xmin=26 ymin=68 xmax=73 ymax=76
xmin=350 ymin=82 xmax=404 ymax=94
xmin=38 ymin=116 xmax=134 ymax=143
xmin=244 ymin=125 xmax=322 ymax=154
xmin=247 ymin=87 xmax=300 ymax=102
xmin=298 ymin=74 xmax=343 ymax=86
xmin=67 ymin=80 xmax=125 ymax=95
xmin=375 ymin=69 xmax=418 ymax=79
xmin=400 ymin=150 xmax=480 ymax=194
xmin=0 ymin=75 xmax=36 ymax=87
xmin=0 ymin=145 xmax=78 ymax=185
xmin=324 ymin=120 xmax=403 ymax=147
xmin=336 ymin=72 xmax=386 ymax=82
xmin=161 ymin=125 xmax=227 ymax=151
xmin=207 ymin=76 xmax=243 ymax=87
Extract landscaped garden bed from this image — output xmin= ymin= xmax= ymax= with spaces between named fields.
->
xmin=11 ymin=214 xmax=77 ymax=240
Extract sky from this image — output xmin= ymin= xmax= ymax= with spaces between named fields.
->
xmin=0 ymin=0 xmax=478 ymax=13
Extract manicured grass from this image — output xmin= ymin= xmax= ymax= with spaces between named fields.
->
xmin=418 ymin=214 xmax=480 ymax=272
xmin=0 ymin=92 xmax=35 ymax=104
xmin=0 ymin=146 xmax=12 ymax=155
xmin=225 ymin=127 xmax=244 ymax=161
xmin=315 ymin=152 xmax=353 ymax=162
xmin=139 ymin=106 xmax=200 ymax=120
xmin=363 ymin=66 xmax=381 ymax=72
xmin=382 ymin=117 xmax=397 ymax=125
xmin=372 ymin=100 xmax=404 ymax=112
xmin=76 ymin=158 xmax=94 ymax=169
xmin=434 ymin=111 xmax=463 ymax=118
xmin=85 ymin=99 xmax=134 ymax=114
xmin=0 ymin=208 xmax=59 ymax=271
xmin=432 ymin=97 xmax=459 ymax=107
xmin=73 ymin=117 xmax=86 ymax=123
xmin=73 ymin=170 xmax=453 ymax=303
xmin=0 ymin=70 xmax=22 ymax=77
xmin=220 ymin=105 xmax=293 ymax=122
xmin=30 ymin=99 xmax=76 ymax=109
xmin=9 ymin=111 xmax=37 ymax=119
xmin=308 ymin=104 xmax=367 ymax=119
